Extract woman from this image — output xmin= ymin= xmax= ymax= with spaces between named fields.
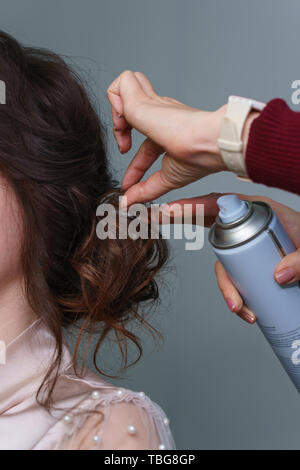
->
xmin=0 ymin=32 xmax=174 ymax=450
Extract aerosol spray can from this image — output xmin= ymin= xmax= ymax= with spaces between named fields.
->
xmin=209 ymin=194 xmax=300 ymax=391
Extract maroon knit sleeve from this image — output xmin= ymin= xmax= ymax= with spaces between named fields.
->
xmin=245 ymin=98 xmax=300 ymax=196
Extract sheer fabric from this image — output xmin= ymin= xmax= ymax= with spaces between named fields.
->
xmin=0 ymin=319 xmax=175 ymax=450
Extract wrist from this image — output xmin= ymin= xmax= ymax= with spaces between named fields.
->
xmin=207 ymin=104 xmax=228 ymax=171
xmin=210 ymin=104 xmax=228 ymax=156
xmin=190 ymin=104 xmax=228 ymax=171
xmin=187 ymin=104 xmax=227 ymax=159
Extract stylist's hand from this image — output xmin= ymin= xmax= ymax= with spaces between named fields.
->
xmin=164 ymin=193 xmax=300 ymax=324
xmin=107 ymin=70 xmax=228 ymax=207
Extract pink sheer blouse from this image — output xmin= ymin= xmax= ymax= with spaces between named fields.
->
xmin=0 ymin=319 xmax=175 ymax=450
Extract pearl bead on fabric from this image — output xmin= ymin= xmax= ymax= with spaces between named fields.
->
xmin=91 ymin=390 xmax=100 ymax=400
xmin=116 ymin=389 xmax=124 ymax=397
xmin=63 ymin=415 xmax=72 ymax=424
xmin=158 ymin=444 xmax=166 ymax=450
xmin=93 ymin=435 xmax=101 ymax=443
xmin=127 ymin=425 xmax=136 ymax=435
xmin=138 ymin=391 xmax=145 ymax=398
xmin=163 ymin=417 xmax=170 ymax=426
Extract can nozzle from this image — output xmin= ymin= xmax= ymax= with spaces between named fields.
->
xmin=217 ymin=195 xmax=248 ymax=223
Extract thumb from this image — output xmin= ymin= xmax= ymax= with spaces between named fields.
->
xmin=274 ymin=248 xmax=300 ymax=285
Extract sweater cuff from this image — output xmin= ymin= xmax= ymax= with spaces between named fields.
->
xmin=245 ymin=98 xmax=300 ymax=195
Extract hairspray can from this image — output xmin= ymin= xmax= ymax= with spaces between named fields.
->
xmin=209 ymin=195 xmax=300 ymax=391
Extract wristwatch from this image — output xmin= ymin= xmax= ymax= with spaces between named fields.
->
xmin=217 ymin=96 xmax=265 ymax=180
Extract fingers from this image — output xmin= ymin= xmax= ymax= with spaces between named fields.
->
xmin=111 ymin=105 xmax=132 ymax=154
xmin=108 ymin=70 xmax=187 ymax=158
xmin=107 ymin=70 xmax=154 ymax=122
xmin=133 ymin=72 xmax=157 ymax=98
xmin=162 ymin=193 xmax=245 ymax=227
xmin=215 ymin=261 xmax=256 ymax=324
xmin=215 ymin=261 xmax=243 ymax=311
xmin=143 ymin=192 xmax=230 ymax=227
xmin=121 ymin=163 xmax=173 ymax=208
xmin=122 ymin=149 xmax=208 ymax=207
xmin=122 ymin=138 xmax=164 ymax=190
xmin=158 ymin=193 xmax=221 ymax=227
xmin=107 ymin=70 xmax=149 ymax=152
xmin=107 ymin=70 xmax=146 ymax=112
xmin=274 ymin=248 xmax=300 ymax=285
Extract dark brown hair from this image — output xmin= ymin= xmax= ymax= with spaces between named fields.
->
xmin=0 ymin=31 xmax=168 ymax=407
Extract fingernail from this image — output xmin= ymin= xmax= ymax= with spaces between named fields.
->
xmin=275 ymin=267 xmax=296 ymax=285
xmin=107 ymin=92 xmax=123 ymax=115
xmin=226 ymin=298 xmax=236 ymax=312
xmin=120 ymin=195 xmax=128 ymax=209
xmin=242 ymin=312 xmax=256 ymax=324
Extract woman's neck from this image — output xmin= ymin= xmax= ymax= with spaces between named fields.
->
xmin=0 ymin=277 xmax=37 ymax=346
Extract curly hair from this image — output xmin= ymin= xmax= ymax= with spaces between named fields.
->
xmin=0 ymin=30 xmax=169 ymax=408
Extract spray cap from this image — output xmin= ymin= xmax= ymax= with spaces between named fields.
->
xmin=217 ymin=195 xmax=248 ymax=223
xmin=209 ymin=198 xmax=272 ymax=249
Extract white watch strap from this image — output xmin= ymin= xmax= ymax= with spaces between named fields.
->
xmin=218 ymin=96 xmax=265 ymax=179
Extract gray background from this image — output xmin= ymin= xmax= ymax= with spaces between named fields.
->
xmin=1 ymin=0 xmax=300 ymax=449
